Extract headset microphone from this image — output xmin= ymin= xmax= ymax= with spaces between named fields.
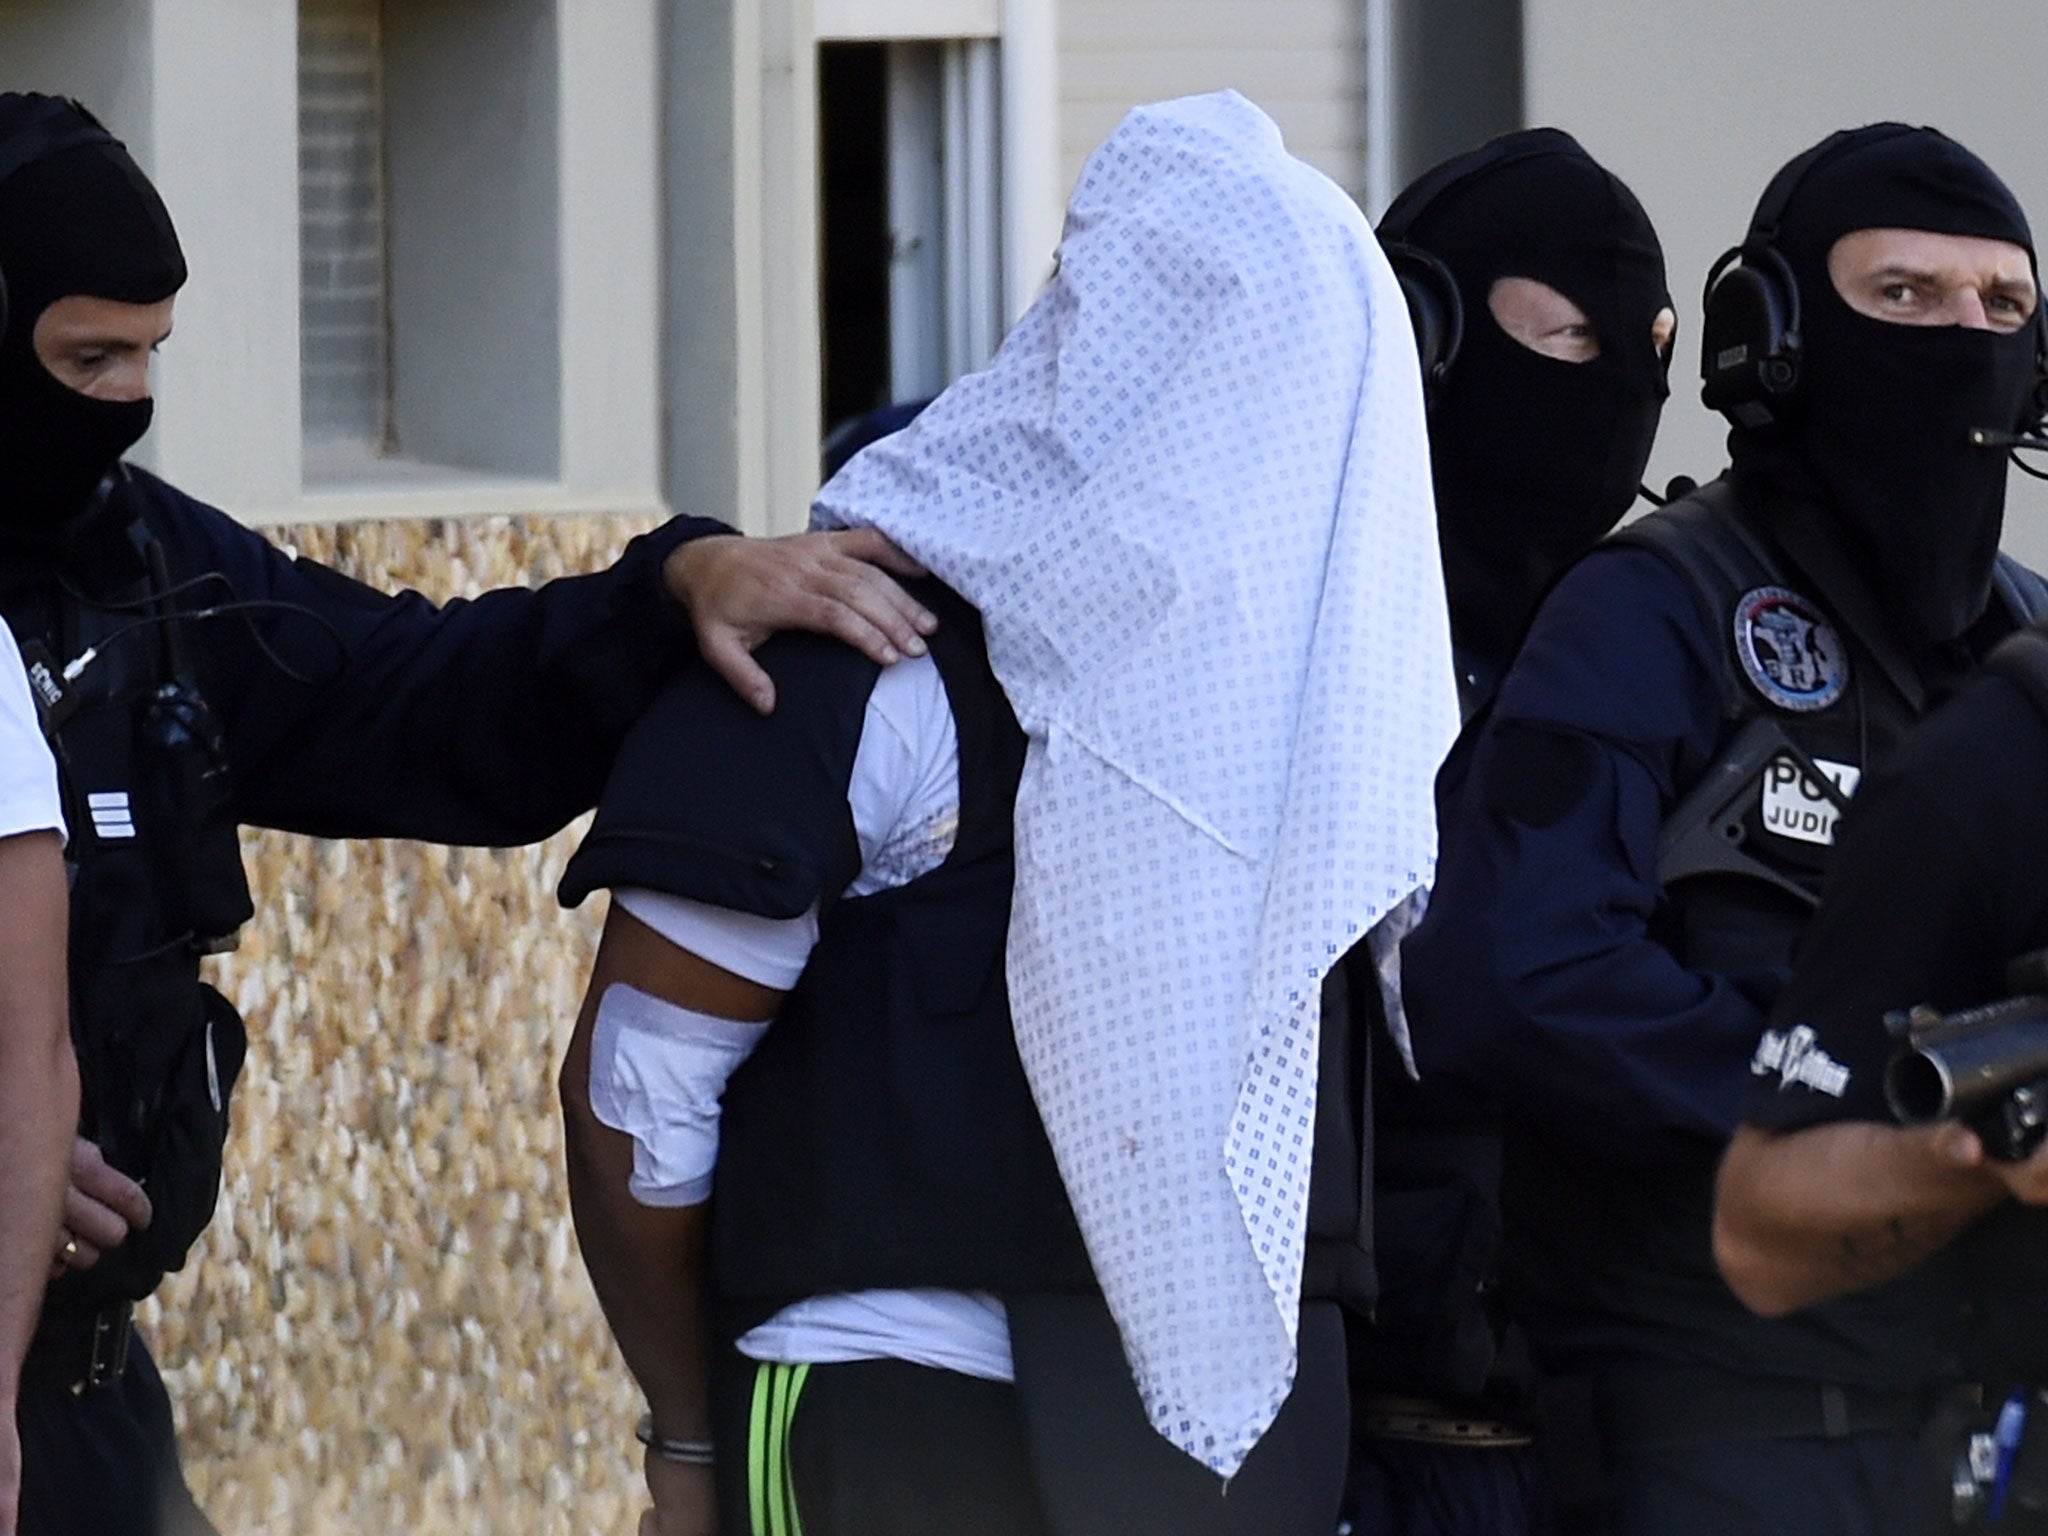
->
xmin=1970 ymin=426 xmax=2048 ymax=482
xmin=1970 ymin=428 xmax=2048 ymax=451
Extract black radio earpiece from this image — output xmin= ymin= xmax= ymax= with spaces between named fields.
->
xmin=2024 ymin=307 xmax=2048 ymax=437
xmin=1382 ymin=242 xmax=1462 ymax=409
xmin=1376 ymin=128 xmax=1584 ymax=413
xmin=1698 ymin=240 xmax=1802 ymax=427
xmin=1700 ymin=125 xmax=1919 ymax=428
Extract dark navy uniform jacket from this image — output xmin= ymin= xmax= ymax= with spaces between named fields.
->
xmin=8 ymin=466 xmax=725 ymax=845
xmin=1406 ymin=544 xmax=1757 ymax=1159
xmin=1403 ymin=530 xmax=2005 ymax=1391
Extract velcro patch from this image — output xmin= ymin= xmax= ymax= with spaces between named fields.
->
xmin=1734 ymin=587 xmax=1848 ymax=713
xmin=1758 ymin=753 xmax=1861 ymax=846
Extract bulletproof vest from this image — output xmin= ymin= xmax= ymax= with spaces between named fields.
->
xmin=1620 ymin=477 xmax=2048 ymax=982
xmin=707 ymin=597 xmax=1098 ymax=1321
xmin=1502 ymin=478 xmax=2048 ymax=1388
xmin=0 ymin=481 xmax=253 ymax=1305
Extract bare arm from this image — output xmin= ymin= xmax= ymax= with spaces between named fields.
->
xmin=663 ymin=529 xmax=935 ymax=714
xmin=0 ymin=829 xmax=77 ymax=1536
xmin=560 ymin=903 xmax=785 ymax=1536
xmin=1712 ymin=1119 xmax=2028 ymax=1317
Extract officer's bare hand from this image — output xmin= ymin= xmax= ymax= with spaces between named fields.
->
xmin=1930 ymin=1120 xmax=2048 ymax=1206
xmin=663 ymin=530 xmax=935 ymax=715
xmin=53 ymin=1135 xmax=151 ymax=1275
xmin=639 ymin=1455 xmax=716 ymax=1536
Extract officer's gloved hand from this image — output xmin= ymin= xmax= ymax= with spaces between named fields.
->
xmin=662 ymin=530 xmax=936 ymax=714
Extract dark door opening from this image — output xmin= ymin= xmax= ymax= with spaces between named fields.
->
xmin=819 ymin=42 xmax=893 ymax=441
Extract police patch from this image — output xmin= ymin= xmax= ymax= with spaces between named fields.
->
xmin=1733 ymin=587 xmax=1848 ymax=713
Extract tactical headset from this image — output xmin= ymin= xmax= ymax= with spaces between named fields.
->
xmin=0 ymin=96 xmax=123 ymax=340
xmin=1376 ymin=129 xmax=1586 ymax=412
xmin=1701 ymin=124 xmax=2048 ymax=436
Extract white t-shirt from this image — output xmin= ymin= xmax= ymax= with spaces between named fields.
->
xmin=612 ymin=653 xmax=1014 ymax=1382
xmin=0 ymin=625 xmax=64 ymax=845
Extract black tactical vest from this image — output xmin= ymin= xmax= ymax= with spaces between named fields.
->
xmin=2 ymin=488 xmax=253 ymax=1305
xmin=707 ymin=599 xmax=1097 ymax=1324
xmin=1619 ymin=478 xmax=2048 ymax=980
xmin=1506 ymin=478 xmax=2048 ymax=1387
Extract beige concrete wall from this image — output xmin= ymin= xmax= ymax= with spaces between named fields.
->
xmin=1523 ymin=0 xmax=2048 ymax=564
xmin=1058 ymin=0 xmax=1369 ymax=203
xmin=146 ymin=511 xmax=654 ymax=1535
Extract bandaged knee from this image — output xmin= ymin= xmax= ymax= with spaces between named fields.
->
xmin=587 ymin=982 xmax=768 ymax=1206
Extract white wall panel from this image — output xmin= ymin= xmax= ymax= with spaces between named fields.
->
xmin=1058 ymin=0 xmax=1367 ymax=202
xmin=817 ymin=0 xmax=998 ymax=40
xmin=1524 ymin=0 xmax=2048 ymax=563
xmin=146 ymin=0 xmax=303 ymax=510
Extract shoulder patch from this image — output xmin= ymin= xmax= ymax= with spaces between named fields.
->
xmin=1733 ymin=587 xmax=1848 ymax=713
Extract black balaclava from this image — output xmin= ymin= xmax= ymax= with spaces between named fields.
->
xmin=0 ymin=94 xmax=186 ymax=549
xmin=1728 ymin=125 xmax=2038 ymax=647
xmin=1381 ymin=128 xmax=1672 ymax=667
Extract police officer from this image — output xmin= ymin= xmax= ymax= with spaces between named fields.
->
xmin=1378 ymin=128 xmax=1674 ymax=716
xmin=0 ymin=92 xmax=935 ymax=1536
xmin=1346 ymin=128 xmax=1673 ymax=1536
xmin=1715 ymin=618 xmax=2048 ymax=1532
xmin=1401 ymin=122 xmax=2048 ymax=1536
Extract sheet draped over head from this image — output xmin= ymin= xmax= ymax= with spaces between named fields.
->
xmin=814 ymin=90 xmax=1457 ymax=1476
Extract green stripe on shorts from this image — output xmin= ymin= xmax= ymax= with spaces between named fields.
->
xmin=749 ymin=1361 xmax=811 ymax=1536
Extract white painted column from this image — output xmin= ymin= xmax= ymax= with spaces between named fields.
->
xmin=999 ymin=0 xmax=1060 ymax=321
xmin=748 ymin=0 xmax=821 ymax=534
xmin=557 ymin=0 xmax=664 ymax=507
xmin=142 ymin=0 xmax=302 ymax=512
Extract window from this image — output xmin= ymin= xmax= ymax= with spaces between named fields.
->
xmin=299 ymin=0 xmax=392 ymax=458
xmin=296 ymin=0 xmax=561 ymax=489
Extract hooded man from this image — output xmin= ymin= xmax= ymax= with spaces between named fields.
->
xmin=1379 ymin=126 xmax=1674 ymax=711
xmin=1710 ymin=137 xmax=2048 ymax=1535
xmin=1402 ymin=123 xmax=2048 ymax=1536
xmin=555 ymin=91 xmax=1457 ymax=1536
xmin=0 ymin=92 xmax=932 ymax=1536
xmin=1343 ymin=129 xmax=1675 ymax=1536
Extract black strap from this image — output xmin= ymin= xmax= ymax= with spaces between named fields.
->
xmin=1599 ymin=1368 xmax=1923 ymax=1447
xmin=22 ymin=1295 xmax=133 ymax=1394
xmin=1609 ymin=478 xmax=1760 ymax=722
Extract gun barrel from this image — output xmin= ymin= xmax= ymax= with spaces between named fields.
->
xmin=1885 ymin=1012 xmax=2048 ymax=1125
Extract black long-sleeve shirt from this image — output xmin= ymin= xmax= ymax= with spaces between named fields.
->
xmin=14 ymin=467 xmax=726 ymax=844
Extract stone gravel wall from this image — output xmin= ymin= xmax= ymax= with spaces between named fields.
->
xmin=140 ymin=511 xmax=662 ymax=1534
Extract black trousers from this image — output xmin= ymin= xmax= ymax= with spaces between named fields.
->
xmin=1344 ymin=1440 xmax=1545 ymax=1536
xmin=1603 ymin=1430 xmax=1935 ymax=1536
xmin=718 ymin=1356 xmax=1050 ymax=1536
xmin=713 ymin=1299 xmax=1349 ymax=1536
xmin=17 ymin=1328 xmax=216 ymax=1536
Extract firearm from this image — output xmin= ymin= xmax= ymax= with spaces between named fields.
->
xmin=1885 ymin=953 xmax=2048 ymax=1162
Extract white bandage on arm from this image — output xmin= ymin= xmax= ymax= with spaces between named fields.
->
xmin=587 ymin=982 xmax=769 ymax=1207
